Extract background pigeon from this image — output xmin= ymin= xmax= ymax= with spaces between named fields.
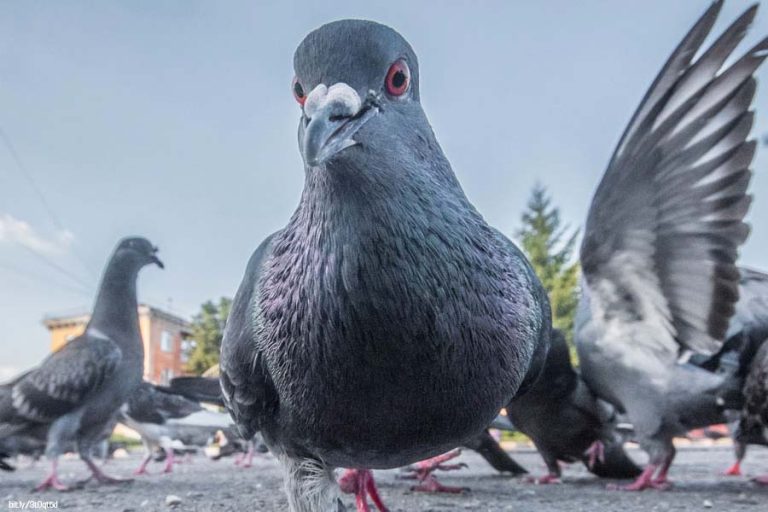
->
xmin=119 ymin=381 xmax=226 ymax=475
xmin=739 ymin=326 xmax=768 ymax=485
xmin=575 ymin=1 xmax=767 ymax=491
xmin=219 ymin=19 xmax=551 ymax=512
xmin=506 ymin=330 xmax=641 ymax=483
xmin=0 ymin=237 xmax=162 ymax=491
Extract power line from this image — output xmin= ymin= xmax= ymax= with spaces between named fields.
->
xmin=0 ymin=260 xmax=92 ymax=298
xmin=0 ymin=125 xmax=97 ymax=282
xmin=17 ymin=244 xmax=95 ymax=293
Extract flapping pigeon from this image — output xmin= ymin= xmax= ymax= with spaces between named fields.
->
xmin=220 ymin=19 xmax=551 ymax=512
xmin=575 ymin=1 xmax=767 ymax=491
xmin=0 ymin=237 xmax=163 ymax=491
xmin=119 ymin=381 xmax=225 ymax=475
xmin=506 ymin=330 xmax=641 ymax=483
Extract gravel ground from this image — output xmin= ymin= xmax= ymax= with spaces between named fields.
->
xmin=2 ymin=445 xmax=767 ymax=511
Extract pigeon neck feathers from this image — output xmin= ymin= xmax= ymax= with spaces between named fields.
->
xmin=88 ymin=253 xmax=141 ymax=343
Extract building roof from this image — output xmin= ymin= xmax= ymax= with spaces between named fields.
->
xmin=42 ymin=303 xmax=191 ymax=330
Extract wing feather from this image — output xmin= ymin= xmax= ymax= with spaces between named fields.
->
xmin=580 ymin=3 xmax=765 ymax=358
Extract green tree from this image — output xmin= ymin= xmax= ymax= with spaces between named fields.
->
xmin=185 ymin=297 xmax=232 ymax=375
xmin=516 ymin=184 xmax=580 ymax=359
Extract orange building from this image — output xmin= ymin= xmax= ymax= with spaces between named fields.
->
xmin=43 ymin=304 xmax=192 ymax=385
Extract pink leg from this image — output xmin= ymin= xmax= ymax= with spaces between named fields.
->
xmin=752 ymin=475 xmax=768 ymax=486
xmin=162 ymin=450 xmax=175 ymax=474
xmin=651 ymin=452 xmax=674 ymax=487
xmin=83 ymin=458 xmax=133 ymax=484
xmin=585 ymin=440 xmax=605 ymax=470
xmin=242 ymin=443 xmax=255 ymax=469
xmin=133 ymin=454 xmax=152 ymax=476
xmin=607 ymin=464 xmax=668 ymax=491
xmin=723 ymin=460 xmax=742 ymax=476
xmin=34 ymin=460 xmax=70 ymax=492
xmin=339 ymin=469 xmax=389 ymax=512
xmin=399 ymin=449 xmax=468 ymax=493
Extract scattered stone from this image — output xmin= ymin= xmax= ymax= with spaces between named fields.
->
xmin=165 ymin=495 xmax=183 ymax=507
xmin=702 ymin=499 xmax=713 ymax=508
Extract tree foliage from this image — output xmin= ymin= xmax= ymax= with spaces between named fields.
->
xmin=516 ymin=184 xmax=580 ymax=356
xmin=185 ymin=297 xmax=232 ymax=375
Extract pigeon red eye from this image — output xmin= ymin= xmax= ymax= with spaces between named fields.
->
xmin=292 ymin=77 xmax=306 ymax=106
xmin=385 ymin=60 xmax=410 ymax=97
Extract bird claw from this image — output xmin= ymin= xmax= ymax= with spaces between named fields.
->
xmin=722 ymin=462 xmax=742 ymax=476
xmin=410 ymin=474 xmax=468 ymax=494
xmin=585 ymin=440 xmax=605 ymax=470
xmin=523 ymin=474 xmax=560 ymax=485
xmin=752 ymin=475 xmax=768 ymax=486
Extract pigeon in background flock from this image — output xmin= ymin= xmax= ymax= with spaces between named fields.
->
xmin=0 ymin=237 xmax=162 ymax=490
xmin=576 ymin=1 xmax=767 ymax=491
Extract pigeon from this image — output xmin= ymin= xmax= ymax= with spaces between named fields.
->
xmin=739 ymin=331 xmax=768 ymax=485
xmin=717 ymin=267 xmax=768 ymax=480
xmin=506 ymin=330 xmax=641 ymax=483
xmin=575 ymin=1 xmax=767 ymax=491
xmin=0 ymin=237 xmax=163 ymax=491
xmin=119 ymin=381 xmax=223 ymax=475
xmin=220 ymin=19 xmax=551 ymax=512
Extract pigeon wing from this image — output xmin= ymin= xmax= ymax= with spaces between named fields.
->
xmin=580 ymin=1 xmax=766 ymax=359
xmin=220 ymin=232 xmax=281 ymax=439
xmin=11 ymin=333 xmax=123 ymax=423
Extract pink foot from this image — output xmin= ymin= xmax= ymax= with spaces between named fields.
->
xmin=339 ymin=469 xmax=389 ymax=512
xmin=410 ymin=474 xmax=467 ymax=493
xmin=585 ymin=440 xmax=605 ymax=470
xmin=752 ymin=475 xmax=768 ymax=486
xmin=84 ymin=459 xmax=133 ymax=484
xmin=162 ymin=450 xmax=175 ymax=474
xmin=34 ymin=474 xmax=70 ymax=492
xmin=34 ymin=461 xmax=70 ymax=492
xmin=723 ymin=461 xmax=742 ymax=477
xmin=398 ymin=449 xmax=469 ymax=493
xmin=133 ymin=456 xmax=151 ymax=476
xmin=607 ymin=465 xmax=668 ymax=491
xmin=524 ymin=473 xmax=561 ymax=485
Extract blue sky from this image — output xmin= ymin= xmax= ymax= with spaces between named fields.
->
xmin=1 ymin=1 xmax=767 ymax=377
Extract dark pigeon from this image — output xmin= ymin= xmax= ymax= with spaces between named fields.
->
xmin=219 ymin=19 xmax=551 ymax=512
xmin=575 ymin=2 xmax=767 ymax=491
xmin=710 ymin=268 xmax=768 ymax=479
xmin=506 ymin=330 xmax=641 ymax=483
xmin=119 ymin=381 xmax=229 ymax=475
xmin=0 ymin=237 xmax=162 ymax=491
xmin=739 ymin=329 xmax=768 ymax=485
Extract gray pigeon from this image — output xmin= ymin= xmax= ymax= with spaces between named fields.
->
xmin=739 ymin=327 xmax=768 ymax=485
xmin=0 ymin=237 xmax=162 ymax=491
xmin=506 ymin=330 xmax=641 ymax=483
xmin=576 ymin=2 xmax=767 ymax=491
xmin=119 ymin=381 xmax=221 ymax=475
xmin=220 ymin=19 xmax=551 ymax=512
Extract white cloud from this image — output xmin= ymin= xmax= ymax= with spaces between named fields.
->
xmin=0 ymin=365 xmax=21 ymax=383
xmin=0 ymin=213 xmax=73 ymax=255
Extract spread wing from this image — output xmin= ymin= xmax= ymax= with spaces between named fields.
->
xmin=219 ymin=232 xmax=281 ymax=439
xmin=125 ymin=382 xmax=203 ymax=424
xmin=580 ymin=1 xmax=766 ymax=359
xmin=10 ymin=333 xmax=123 ymax=423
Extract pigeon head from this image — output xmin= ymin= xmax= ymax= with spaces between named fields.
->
xmin=113 ymin=237 xmax=164 ymax=270
xmin=293 ymin=20 xmax=435 ymax=173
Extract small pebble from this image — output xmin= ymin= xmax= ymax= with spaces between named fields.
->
xmin=703 ymin=499 xmax=713 ymax=508
xmin=165 ymin=495 xmax=183 ymax=507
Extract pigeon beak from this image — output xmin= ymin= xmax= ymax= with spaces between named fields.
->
xmin=150 ymin=247 xmax=164 ymax=269
xmin=301 ymin=83 xmax=379 ymax=167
